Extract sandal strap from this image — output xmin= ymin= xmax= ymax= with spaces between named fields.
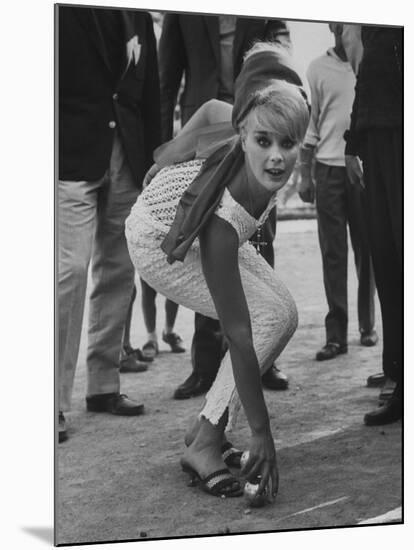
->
xmin=203 ymin=468 xmax=238 ymax=492
xmin=181 ymin=463 xmax=242 ymax=497
xmin=221 ymin=442 xmax=243 ymax=467
xmin=143 ymin=341 xmax=158 ymax=352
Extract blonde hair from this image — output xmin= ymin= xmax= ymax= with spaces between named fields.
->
xmin=243 ymin=41 xmax=292 ymax=64
xmin=239 ymin=79 xmax=310 ymax=144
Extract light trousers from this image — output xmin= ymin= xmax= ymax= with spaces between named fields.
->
xmin=58 ymin=133 xmax=139 ymax=411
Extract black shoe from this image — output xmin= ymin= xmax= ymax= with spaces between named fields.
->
xmin=58 ymin=411 xmax=68 ymax=443
xmin=173 ymin=372 xmax=213 ymax=400
xmin=364 ymin=386 xmax=402 ymax=426
xmin=262 ymin=365 xmax=289 ymax=390
xmin=360 ymin=330 xmax=378 ymax=347
xmin=378 ymin=377 xmax=397 ymax=406
xmin=315 ymin=342 xmax=347 ymax=361
xmin=162 ymin=331 xmax=186 ymax=353
xmin=366 ymin=372 xmax=386 ymax=388
xmin=86 ymin=393 xmax=144 ymax=416
xmin=119 ymin=353 xmax=149 ymax=373
xmin=122 ymin=345 xmax=153 ymax=363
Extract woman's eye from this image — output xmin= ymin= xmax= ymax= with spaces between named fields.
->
xmin=257 ymin=137 xmax=270 ymax=147
xmin=281 ymin=138 xmax=296 ymax=149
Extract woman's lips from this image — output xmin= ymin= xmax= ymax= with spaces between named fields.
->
xmin=265 ymin=168 xmax=285 ymax=178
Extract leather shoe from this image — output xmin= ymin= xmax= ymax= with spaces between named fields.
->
xmin=119 ymin=354 xmax=149 ymax=373
xmin=315 ymin=342 xmax=347 ymax=361
xmin=162 ymin=331 xmax=186 ymax=353
xmin=58 ymin=411 xmax=68 ymax=443
xmin=360 ymin=330 xmax=378 ymax=347
xmin=378 ymin=377 xmax=397 ymax=405
xmin=366 ymin=372 xmax=385 ymax=388
xmin=173 ymin=372 xmax=213 ymax=400
xmin=364 ymin=384 xmax=402 ymax=426
xmin=86 ymin=393 xmax=144 ymax=416
xmin=261 ymin=365 xmax=289 ymax=390
xmin=122 ymin=345 xmax=153 ymax=363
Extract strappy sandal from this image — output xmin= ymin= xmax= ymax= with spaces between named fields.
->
xmin=221 ymin=441 xmax=243 ymax=469
xmin=181 ymin=462 xmax=243 ymax=498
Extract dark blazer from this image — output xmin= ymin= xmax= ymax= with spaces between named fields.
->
xmin=345 ymin=25 xmax=403 ymax=156
xmin=159 ymin=14 xmax=290 ymax=142
xmin=58 ymin=6 xmax=161 ymax=187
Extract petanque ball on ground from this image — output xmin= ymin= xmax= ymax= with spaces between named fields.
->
xmin=240 ymin=450 xmax=268 ymax=507
xmin=243 ymin=481 xmax=267 ymax=508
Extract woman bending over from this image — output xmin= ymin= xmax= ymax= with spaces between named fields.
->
xmin=126 ymin=43 xmax=309 ymax=503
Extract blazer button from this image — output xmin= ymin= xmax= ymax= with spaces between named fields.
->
xmin=109 ymin=120 xmax=116 ymax=129
xmin=113 ymin=93 xmax=118 ymax=101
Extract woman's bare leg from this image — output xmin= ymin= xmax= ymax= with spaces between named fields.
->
xmin=181 ymin=413 xmax=229 ymax=478
xmin=164 ymin=299 xmax=179 ymax=333
xmin=184 ymin=409 xmax=230 ymax=448
xmin=122 ymin=284 xmax=137 ymax=351
xmin=140 ymin=278 xmax=157 ymax=337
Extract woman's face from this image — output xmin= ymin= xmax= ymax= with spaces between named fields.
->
xmin=241 ymin=113 xmax=299 ymax=193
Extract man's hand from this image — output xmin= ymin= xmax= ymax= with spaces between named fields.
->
xmin=345 ymin=155 xmax=365 ymax=189
xmin=298 ymin=173 xmax=315 ymax=203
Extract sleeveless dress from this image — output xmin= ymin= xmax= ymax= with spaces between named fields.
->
xmin=125 ymin=160 xmax=297 ymax=428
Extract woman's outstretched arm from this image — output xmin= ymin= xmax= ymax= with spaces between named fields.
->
xmin=199 ymin=214 xmax=278 ymax=500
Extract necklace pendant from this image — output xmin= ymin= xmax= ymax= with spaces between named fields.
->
xmin=251 ymin=225 xmax=267 ymax=254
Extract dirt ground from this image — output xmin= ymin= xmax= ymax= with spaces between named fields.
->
xmin=56 ymin=219 xmax=402 ymax=546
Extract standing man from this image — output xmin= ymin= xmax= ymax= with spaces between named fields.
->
xmin=344 ymin=24 xmax=403 ymax=425
xmin=299 ymin=23 xmax=377 ymax=362
xmin=159 ymin=13 xmax=291 ymax=399
xmin=58 ymin=6 xmax=161 ymax=442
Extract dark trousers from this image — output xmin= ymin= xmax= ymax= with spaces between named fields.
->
xmin=360 ymin=128 xmax=402 ymax=383
xmin=191 ymin=207 xmax=277 ymax=379
xmin=315 ymin=162 xmax=376 ymax=346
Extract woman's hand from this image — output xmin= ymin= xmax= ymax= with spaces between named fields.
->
xmin=142 ymin=163 xmax=160 ymax=189
xmin=241 ymin=428 xmax=279 ymax=503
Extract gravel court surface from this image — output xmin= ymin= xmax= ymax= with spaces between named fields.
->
xmin=56 ymin=219 xmax=402 ymax=545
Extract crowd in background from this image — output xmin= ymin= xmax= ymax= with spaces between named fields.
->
xmin=57 ymin=5 xmax=402 ymax=480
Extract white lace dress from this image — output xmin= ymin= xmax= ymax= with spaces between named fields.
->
xmin=125 ymin=160 xmax=298 ymax=428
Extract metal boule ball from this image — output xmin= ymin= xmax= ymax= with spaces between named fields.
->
xmin=243 ymin=480 xmax=259 ymax=499
xmin=243 ymin=480 xmax=267 ymax=508
xmin=240 ymin=450 xmax=250 ymax=469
